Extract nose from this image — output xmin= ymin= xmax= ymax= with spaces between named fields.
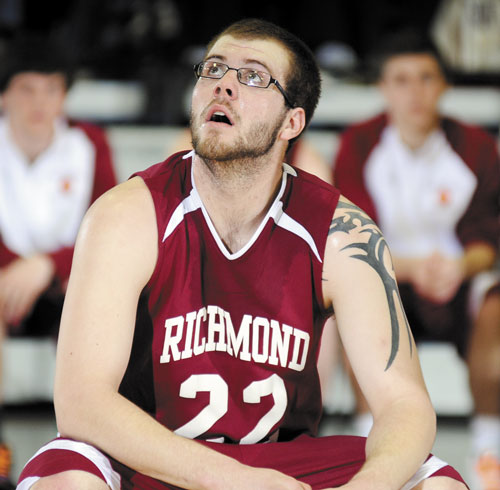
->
xmin=31 ymin=87 xmax=48 ymax=109
xmin=409 ymin=78 xmax=425 ymax=95
xmin=213 ymin=68 xmax=239 ymax=100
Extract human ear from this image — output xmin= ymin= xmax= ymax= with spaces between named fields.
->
xmin=279 ymin=107 xmax=306 ymax=142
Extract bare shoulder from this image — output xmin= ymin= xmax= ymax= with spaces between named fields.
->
xmin=76 ymin=176 xmax=158 ymax=278
xmin=326 ymin=195 xmax=383 ymax=254
xmin=83 ymin=176 xmax=156 ymax=236
xmin=322 ymin=195 xmax=394 ymax=301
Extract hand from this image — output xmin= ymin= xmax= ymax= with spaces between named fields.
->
xmin=0 ymin=254 xmax=55 ymax=326
xmin=425 ymin=252 xmax=464 ymax=303
xmin=410 ymin=256 xmax=435 ymax=298
xmin=411 ymin=252 xmax=464 ymax=304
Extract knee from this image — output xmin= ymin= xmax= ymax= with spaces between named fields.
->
xmin=31 ymin=470 xmax=110 ymax=489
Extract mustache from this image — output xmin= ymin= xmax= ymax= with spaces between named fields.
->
xmin=201 ymin=100 xmax=239 ymax=124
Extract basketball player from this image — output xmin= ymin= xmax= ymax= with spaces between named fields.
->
xmin=18 ymin=19 xmax=467 ymax=489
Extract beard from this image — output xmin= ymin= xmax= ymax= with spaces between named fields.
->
xmin=190 ymin=105 xmax=287 ymax=176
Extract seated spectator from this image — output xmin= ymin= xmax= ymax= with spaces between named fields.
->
xmin=0 ymin=34 xmax=117 ymax=488
xmin=333 ymin=28 xmax=500 ymax=490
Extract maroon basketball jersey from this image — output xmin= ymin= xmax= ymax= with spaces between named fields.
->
xmin=133 ymin=150 xmax=340 ymax=444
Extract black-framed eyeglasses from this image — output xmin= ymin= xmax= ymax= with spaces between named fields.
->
xmin=194 ymin=61 xmax=295 ymax=108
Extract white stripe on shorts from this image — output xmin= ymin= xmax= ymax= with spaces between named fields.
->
xmin=17 ymin=439 xmax=121 ymax=490
xmin=17 ymin=476 xmax=39 ymax=490
xmin=401 ymin=455 xmax=448 ymax=490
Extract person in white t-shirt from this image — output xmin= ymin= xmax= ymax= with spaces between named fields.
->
xmin=0 ymin=34 xmax=117 ymax=489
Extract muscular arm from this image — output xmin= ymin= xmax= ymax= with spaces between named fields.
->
xmin=54 ymin=177 xmax=309 ymax=490
xmin=322 ymin=197 xmax=436 ymax=490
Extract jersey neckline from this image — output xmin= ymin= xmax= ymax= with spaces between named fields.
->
xmin=186 ymin=151 xmax=297 ymax=260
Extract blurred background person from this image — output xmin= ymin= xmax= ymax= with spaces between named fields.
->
xmin=0 ymin=33 xmax=117 ymax=488
xmin=332 ymin=28 xmax=500 ymax=490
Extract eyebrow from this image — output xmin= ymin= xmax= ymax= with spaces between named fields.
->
xmin=205 ymin=54 xmax=272 ymax=74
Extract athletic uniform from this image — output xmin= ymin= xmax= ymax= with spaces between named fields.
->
xmin=0 ymin=116 xmax=117 ymax=334
xmin=334 ymin=113 xmax=500 ymax=356
xmin=18 ymin=151 xmax=467 ymax=489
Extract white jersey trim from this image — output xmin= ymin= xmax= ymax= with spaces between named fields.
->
xmin=162 ymin=188 xmax=201 ymax=243
xmin=163 ymin=156 xmax=322 ymax=262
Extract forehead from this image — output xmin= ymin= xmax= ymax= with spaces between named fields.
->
xmin=206 ymin=35 xmax=291 ymax=77
xmin=8 ymin=72 xmax=66 ymax=88
xmin=382 ymin=53 xmax=444 ymax=76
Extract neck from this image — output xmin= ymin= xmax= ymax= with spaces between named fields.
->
xmin=392 ymin=115 xmax=440 ymax=151
xmin=193 ymin=151 xmax=284 ymax=253
xmin=9 ymin=119 xmax=55 ymax=163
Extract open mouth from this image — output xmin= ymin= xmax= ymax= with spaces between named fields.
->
xmin=210 ymin=112 xmax=232 ymax=125
xmin=206 ymin=106 xmax=234 ymax=126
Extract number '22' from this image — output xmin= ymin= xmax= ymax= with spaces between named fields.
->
xmin=174 ymin=373 xmax=287 ymax=444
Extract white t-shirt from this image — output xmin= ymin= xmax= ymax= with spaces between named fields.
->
xmin=364 ymin=125 xmax=477 ymax=258
xmin=0 ymin=117 xmax=96 ymax=256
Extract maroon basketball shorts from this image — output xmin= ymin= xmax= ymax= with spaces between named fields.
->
xmin=18 ymin=434 xmax=467 ymax=489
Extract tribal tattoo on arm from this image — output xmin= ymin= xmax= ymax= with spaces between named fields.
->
xmin=329 ymin=201 xmax=412 ymax=370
